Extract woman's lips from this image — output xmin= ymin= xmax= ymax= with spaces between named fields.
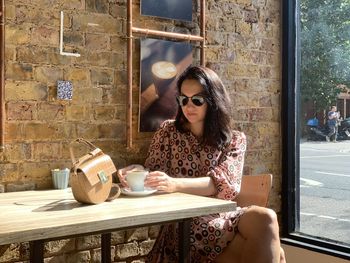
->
xmin=186 ymin=112 xmax=196 ymax=117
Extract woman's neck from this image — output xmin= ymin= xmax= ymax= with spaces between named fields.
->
xmin=189 ymin=122 xmax=204 ymax=140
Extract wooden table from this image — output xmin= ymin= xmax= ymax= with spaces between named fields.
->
xmin=0 ymin=188 xmax=236 ymax=263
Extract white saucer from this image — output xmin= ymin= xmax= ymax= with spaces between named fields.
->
xmin=121 ymin=187 xmax=157 ymax=197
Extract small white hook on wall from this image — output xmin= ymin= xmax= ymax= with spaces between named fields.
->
xmin=60 ymin=11 xmax=81 ymax=57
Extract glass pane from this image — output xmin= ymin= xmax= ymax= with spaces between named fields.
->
xmin=299 ymin=0 xmax=350 ymax=245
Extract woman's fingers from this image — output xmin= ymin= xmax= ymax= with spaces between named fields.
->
xmin=117 ymin=169 xmax=128 ymax=187
xmin=155 ymin=185 xmax=167 ymax=192
xmin=145 ymin=172 xmax=175 ymax=192
xmin=145 ymin=172 xmax=164 ymax=184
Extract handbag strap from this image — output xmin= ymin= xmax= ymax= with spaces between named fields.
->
xmin=106 ymin=183 xmax=121 ymax=201
xmin=69 ymin=138 xmax=100 ymax=165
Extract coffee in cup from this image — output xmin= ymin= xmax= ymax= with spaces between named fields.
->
xmin=126 ymin=170 xmax=148 ymax=192
xmin=151 ymin=61 xmax=177 ymax=97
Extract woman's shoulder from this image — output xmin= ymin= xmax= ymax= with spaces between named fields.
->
xmin=231 ymin=130 xmax=246 ymax=141
xmin=154 ymin=120 xmax=178 ymax=136
xmin=151 ymin=120 xmax=178 ymax=142
xmin=230 ymin=130 xmax=247 ymax=148
xmin=158 ymin=119 xmax=176 ymax=131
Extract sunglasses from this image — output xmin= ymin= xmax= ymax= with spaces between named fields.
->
xmin=176 ymin=95 xmax=206 ymax=107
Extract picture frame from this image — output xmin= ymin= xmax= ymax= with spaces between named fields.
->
xmin=141 ymin=0 xmax=192 ymax=22
xmin=139 ymin=38 xmax=193 ymax=132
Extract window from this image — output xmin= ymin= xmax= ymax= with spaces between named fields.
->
xmin=282 ymin=0 xmax=350 ymax=259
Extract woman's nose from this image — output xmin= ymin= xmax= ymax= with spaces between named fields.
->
xmin=186 ymin=99 xmax=196 ymax=107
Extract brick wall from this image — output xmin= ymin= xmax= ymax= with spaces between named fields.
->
xmin=0 ymin=0 xmax=281 ymax=262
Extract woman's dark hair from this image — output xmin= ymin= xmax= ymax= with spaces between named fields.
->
xmin=174 ymin=66 xmax=232 ymax=149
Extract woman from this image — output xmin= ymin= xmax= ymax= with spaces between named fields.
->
xmin=118 ymin=66 xmax=286 ymax=263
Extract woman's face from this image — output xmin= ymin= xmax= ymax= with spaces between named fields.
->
xmin=180 ymin=79 xmax=208 ymax=127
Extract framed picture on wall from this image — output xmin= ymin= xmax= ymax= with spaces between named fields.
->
xmin=139 ymin=38 xmax=193 ymax=132
xmin=141 ymin=0 xmax=192 ymax=22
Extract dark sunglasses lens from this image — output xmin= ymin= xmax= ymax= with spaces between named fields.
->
xmin=177 ymin=96 xmax=189 ymax=106
xmin=192 ymin=96 xmax=205 ymax=106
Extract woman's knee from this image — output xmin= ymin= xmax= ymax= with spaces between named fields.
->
xmin=262 ymin=207 xmax=279 ymax=228
xmin=243 ymin=206 xmax=278 ymax=225
xmin=239 ymin=206 xmax=279 ymax=238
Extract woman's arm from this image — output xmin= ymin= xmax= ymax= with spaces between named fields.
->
xmin=207 ymin=131 xmax=247 ymax=200
xmin=175 ymin=176 xmax=217 ymax=196
xmin=145 ymin=171 xmax=216 ymax=196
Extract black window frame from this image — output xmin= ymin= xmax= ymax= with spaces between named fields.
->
xmin=281 ymin=0 xmax=350 ymax=259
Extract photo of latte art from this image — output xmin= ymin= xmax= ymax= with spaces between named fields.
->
xmin=139 ymin=38 xmax=193 ymax=132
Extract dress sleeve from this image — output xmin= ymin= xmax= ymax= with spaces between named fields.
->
xmin=207 ymin=131 xmax=247 ymax=200
xmin=144 ymin=120 xmax=172 ymax=173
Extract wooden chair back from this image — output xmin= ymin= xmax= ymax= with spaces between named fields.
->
xmin=235 ymin=174 xmax=273 ymax=207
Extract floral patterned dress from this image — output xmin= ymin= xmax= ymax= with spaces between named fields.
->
xmin=144 ymin=120 xmax=247 ymax=263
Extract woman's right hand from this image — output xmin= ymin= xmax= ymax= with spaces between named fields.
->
xmin=117 ymin=164 xmax=144 ymax=187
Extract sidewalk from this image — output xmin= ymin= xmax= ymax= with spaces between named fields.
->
xmin=300 ymin=138 xmax=350 ymax=153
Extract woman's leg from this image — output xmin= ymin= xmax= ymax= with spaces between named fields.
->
xmin=280 ymin=246 xmax=287 ymax=263
xmin=215 ymin=206 xmax=283 ymax=263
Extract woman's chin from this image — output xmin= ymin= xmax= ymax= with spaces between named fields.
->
xmin=186 ymin=117 xmax=197 ymax=123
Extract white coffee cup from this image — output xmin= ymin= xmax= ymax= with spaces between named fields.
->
xmin=126 ymin=170 xmax=148 ymax=192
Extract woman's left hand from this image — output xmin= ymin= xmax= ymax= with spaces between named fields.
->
xmin=117 ymin=164 xmax=144 ymax=188
xmin=145 ymin=171 xmax=177 ymax=193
